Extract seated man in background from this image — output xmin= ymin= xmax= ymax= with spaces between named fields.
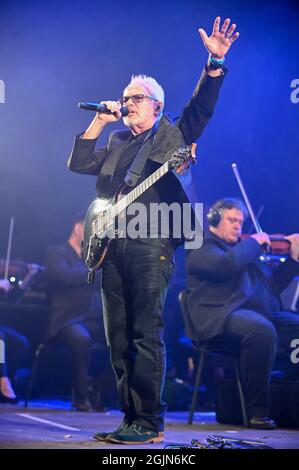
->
xmin=185 ymin=198 xmax=299 ymax=429
xmin=0 ymin=279 xmax=29 ymax=403
xmin=45 ymin=213 xmax=107 ymax=411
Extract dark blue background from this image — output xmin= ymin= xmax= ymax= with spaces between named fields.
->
xmin=0 ymin=0 xmax=298 ymax=265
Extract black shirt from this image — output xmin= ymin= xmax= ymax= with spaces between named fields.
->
xmin=112 ymin=130 xmax=178 ymax=238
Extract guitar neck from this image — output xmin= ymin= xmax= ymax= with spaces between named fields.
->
xmin=113 ymin=160 xmax=170 ymax=217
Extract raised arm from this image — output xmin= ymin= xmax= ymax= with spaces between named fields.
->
xmin=178 ymin=16 xmax=239 ymax=144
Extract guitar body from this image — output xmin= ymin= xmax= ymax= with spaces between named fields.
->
xmin=83 ymin=196 xmax=115 ymax=270
xmin=83 ymin=144 xmax=196 ymax=275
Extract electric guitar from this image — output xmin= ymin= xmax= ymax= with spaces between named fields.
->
xmin=83 ymin=144 xmax=196 ymax=280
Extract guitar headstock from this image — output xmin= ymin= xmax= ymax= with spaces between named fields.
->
xmin=169 ymin=143 xmax=197 ymax=175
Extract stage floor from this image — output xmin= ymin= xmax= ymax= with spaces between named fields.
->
xmin=0 ymin=400 xmax=299 ymax=449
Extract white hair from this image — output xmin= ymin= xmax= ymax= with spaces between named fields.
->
xmin=125 ymin=74 xmax=165 ymax=105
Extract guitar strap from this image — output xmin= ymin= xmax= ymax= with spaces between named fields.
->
xmin=124 ymin=118 xmax=160 ymax=188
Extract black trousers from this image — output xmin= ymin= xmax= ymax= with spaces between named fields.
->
xmin=101 ymin=238 xmax=174 ymax=432
xmin=222 ymin=308 xmax=299 ymax=418
xmin=56 ymin=319 xmax=106 ymax=402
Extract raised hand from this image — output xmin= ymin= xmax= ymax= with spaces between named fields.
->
xmin=198 ymin=16 xmax=239 ymax=59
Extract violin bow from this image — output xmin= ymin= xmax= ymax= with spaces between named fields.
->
xmin=4 ymin=217 xmax=15 ymax=280
xmin=231 ymin=163 xmax=263 ymax=233
xmin=232 ymin=163 xmax=290 ymax=257
xmin=247 ymin=205 xmax=264 ymax=234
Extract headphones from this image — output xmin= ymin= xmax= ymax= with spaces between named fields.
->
xmin=207 ymin=207 xmax=222 ymax=227
xmin=207 ymin=198 xmax=249 ymax=228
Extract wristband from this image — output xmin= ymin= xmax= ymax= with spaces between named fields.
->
xmin=208 ymin=54 xmax=225 ymax=70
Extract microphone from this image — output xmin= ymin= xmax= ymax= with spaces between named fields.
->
xmin=78 ymin=102 xmax=129 ymax=117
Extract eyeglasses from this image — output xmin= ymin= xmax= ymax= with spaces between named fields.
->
xmin=119 ymin=93 xmax=158 ymax=105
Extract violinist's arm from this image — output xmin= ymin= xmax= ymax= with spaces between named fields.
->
xmin=46 ymin=248 xmax=87 ymax=287
xmin=187 ymin=237 xmax=262 ymax=280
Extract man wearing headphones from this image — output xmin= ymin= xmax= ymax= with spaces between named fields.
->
xmin=68 ymin=18 xmax=239 ymax=444
xmin=185 ymin=198 xmax=299 ymax=429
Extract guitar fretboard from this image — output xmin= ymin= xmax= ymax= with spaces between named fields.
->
xmin=111 ymin=160 xmax=170 ymax=218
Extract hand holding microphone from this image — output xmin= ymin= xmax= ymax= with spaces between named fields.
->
xmin=78 ymin=100 xmax=128 ymax=124
xmin=79 ymin=99 xmax=129 ymax=140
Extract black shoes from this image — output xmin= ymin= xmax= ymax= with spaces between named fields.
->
xmin=249 ymin=416 xmax=277 ymax=430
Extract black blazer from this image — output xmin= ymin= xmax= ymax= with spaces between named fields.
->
xmin=185 ymin=231 xmax=299 ymax=343
xmin=45 ymin=243 xmax=102 ymax=339
xmin=67 ymin=68 xmax=226 ymax=205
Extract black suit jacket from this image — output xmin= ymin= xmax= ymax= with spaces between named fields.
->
xmin=67 ymin=68 xmax=226 ymax=206
xmin=45 ymin=243 xmax=103 ymax=339
xmin=185 ymin=231 xmax=299 ymax=343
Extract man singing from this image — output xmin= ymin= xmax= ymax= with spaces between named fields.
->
xmin=68 ymin=17 xmax=239 ymax=444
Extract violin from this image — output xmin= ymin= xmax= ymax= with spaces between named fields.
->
xmin=1 ymin=217 xmax=43 ymax=302
xmin=0 ymin=259 xmax=28 ymax=279
xmin=232 ymin=164 xmax=290 ymax=256
xmin=240 ymin=233 xmax=290 ymax=255
xmin=262 ymin=234 xmax=290 ymax=255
